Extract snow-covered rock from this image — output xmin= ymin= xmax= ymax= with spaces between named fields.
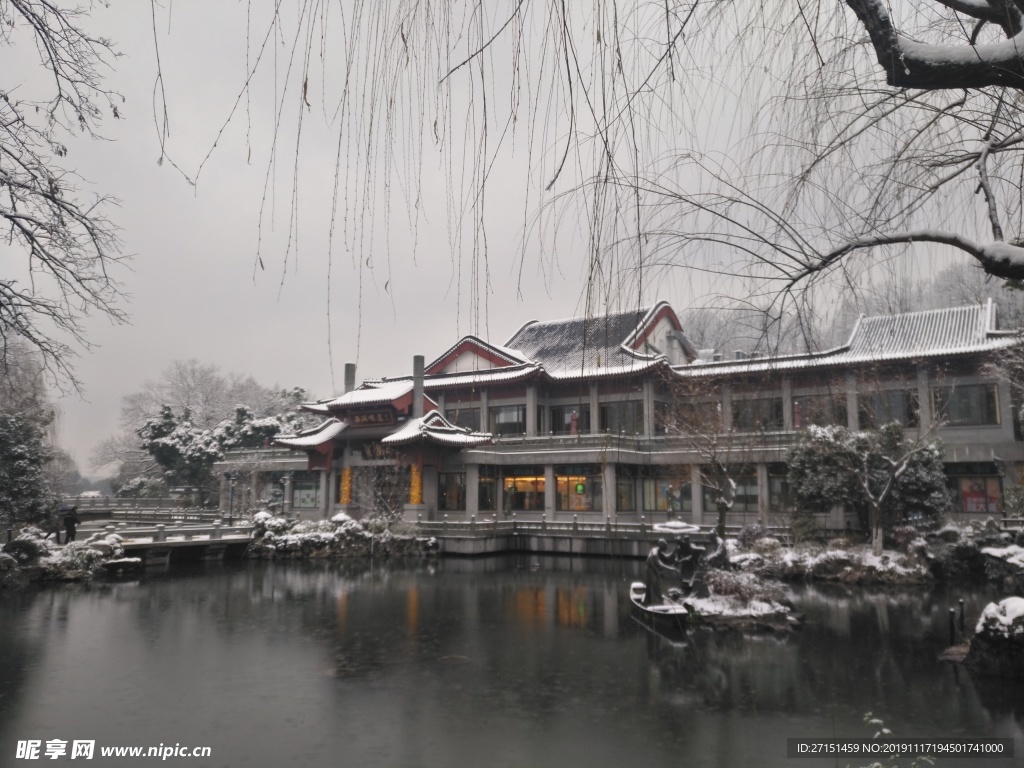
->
xmin=966 ymin=597 xmax=1024 ymax=679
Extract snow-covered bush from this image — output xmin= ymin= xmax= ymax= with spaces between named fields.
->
xmin=976 ymin=597 xmax=1024 ymax=638
xmin=52 ymin=542 xmax=107 ymax=571
xmin=737 ymin=523 xmax=767 ymax=550
xmin=888 ymin=525 xmax=920 ymax=552
xmin=752 ymin=537 xmax=782 ymax=555
xmin=705 ymin=569 xmax=785 ymax=603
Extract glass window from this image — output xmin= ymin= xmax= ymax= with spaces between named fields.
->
xmin=437 ymin=473 xmax=466 ymax=511
xmin=550 ymin=404 xmax=591 ymax=435
xmin=599 ymin=401 xmax=644 ymax=434
xmin=489 ymin=405 xmax=527 ymax=437
xmin=732 ymin=398 xmax=784 ymax=431
xmin=292 ymin=480 xmax=320 ymax=509
xmin=768 ymin=464 xmax=792 ymax=513
xmin=654 ymin=401 xmax=670 ymax=435
xmin=703 ymin=466 xmax=758 ymax=515
xmin=858 ymin=389 xmax=919 ymax=428
xmin=617 ymin=467 xmax=637 ymax=512
xmin=478 ymin=465 xmax=497 ymax=511
xmin=932 ymin=384 xmax=999 ymax=427
xmin=945 ymin=462 xmax=1003 ymax=516
xmin=643 ymin=479 xmax=692 ymax=515
xmin=445 ymin=407 xmax=480 ymax=431
xmin=792 ymin=394 xmax=847 ymax=429
xmin=502 ymin=466 xmax=545 ymax=512
xmin=555 ymin=464 xmax=603 ymax=512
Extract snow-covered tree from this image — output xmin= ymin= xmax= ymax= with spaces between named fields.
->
xmin=661 ymin=373 xmax=759 ymax=536
xmin=0 ymin=412 xmax=54 ymax=527
xmin=1 ymin=2 xmax=126 ymax=386
xmin=133 ymin=396 xmax=313 ymax=504
xmin=95 ymin=360 xmax=313 ymax=490
xmin=788 ymin=423 xmax=951 ymax=554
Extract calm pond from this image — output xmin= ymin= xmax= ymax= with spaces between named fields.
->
xmin=0 ymin=556 xmax=1021 ymax=768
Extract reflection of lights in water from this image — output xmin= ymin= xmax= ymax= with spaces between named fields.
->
xmin=406 ymin=588 xmax=419 ymax=635
xmin=556 ymin=588 xmax=588 ymax=628
xmin=336 ymin=592 xmax=348 ymax=631
xmin=513 ymin=588 xmax=546 ymax=625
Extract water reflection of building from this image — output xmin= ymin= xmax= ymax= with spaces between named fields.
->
xmin=216 ymin=301 xmax=1021 ymax=526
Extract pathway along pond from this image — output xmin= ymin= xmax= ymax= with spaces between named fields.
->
xmin=0 ymin=556 xmax=1021 ymax=768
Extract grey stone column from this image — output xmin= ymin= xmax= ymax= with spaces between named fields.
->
xmin=590 ymin=384 xmax=600 ymax=434
xmin=283 ymin=475 xmax=293 ymax=517
xmin=465 ymin=464 xmax=480 ymax=516
xmin=720 ymin=384 xmax=732 ymax=432
xmin=327 ymin=470 xmax=338 ymax=514
xmin=690 ymin=465 xmax=704 ymax=526
xmin=526 ymin=385 xmax=538 ymax=436
xmin=917 ymin=367 xmax=932 ymax=432
xmin=998 ymin=378 xmax=1015 ymax=441
xmin=846 ymin=373 xmax=859 ymax=430
xmin=318 ymin=470 xmax=329 ymax=519
xmin=602 ymin=463 xmax=616 ymax=517
xmin=480 ymin=390 xmax=490 ymax=433
xmin=219 ymin=473 xmax=228 ymax=512
xmin=756 ymin=463 xmax=770 ymax=528
xmin=782 ymin=378 xmax=793 ymax=431
xmin=642 ymin=380 xmax=655 ymax=436
xmin=544 ymin=465 xmax=556 ymax=517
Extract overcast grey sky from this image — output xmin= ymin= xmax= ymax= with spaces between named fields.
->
xmin=0 ymin=2 xmax=728 ymax=472
xmin=5 ymin=1 xmax=981 ymax=475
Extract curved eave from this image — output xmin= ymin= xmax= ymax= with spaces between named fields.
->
xmin=275 ymin=418 xmax=347 ymax=448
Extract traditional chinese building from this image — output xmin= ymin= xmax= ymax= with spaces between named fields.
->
xmin=217 ymin=300 xmax=1023 ymax=527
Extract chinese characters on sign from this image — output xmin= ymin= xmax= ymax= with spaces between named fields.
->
xmin=350 ymin=410 xmax=395 ymax=428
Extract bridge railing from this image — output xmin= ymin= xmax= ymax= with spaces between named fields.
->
xmin=60 ymin=496 xmax=190 ymax=510
xmin=106 ymin=509 xmax=224 ymax=524
xmin=89 ymin=521 xmax=255 ymax=543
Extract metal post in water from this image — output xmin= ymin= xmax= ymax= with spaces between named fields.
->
xmin=949 ymin=608 xmax=957 ymax=644
xmin=959 ymin=599 xmax=965 ymax=636
xmin=6 ymin=528 xmax=11 ymax=543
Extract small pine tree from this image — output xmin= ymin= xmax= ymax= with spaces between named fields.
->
xmin=0 ymin=412 xmax=55 ymax=527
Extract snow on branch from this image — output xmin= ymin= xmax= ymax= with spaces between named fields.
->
xmin=846 ymin=0 xmax=1024 ymax=89
xmin=813 ymin=229 xmax=1024 ymax=280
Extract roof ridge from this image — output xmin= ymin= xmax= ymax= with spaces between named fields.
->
xmin=514 ymin=304 xmax=652 ymax=329
xmin=859 ymin=302 xmax=985 ymax=323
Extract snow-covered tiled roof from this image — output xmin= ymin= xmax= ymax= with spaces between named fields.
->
xmin=422 ymin=363 xmax=543 ymax=389
xmin=503 ymin=304 xmax=665 ymax=378
xmin=275 ymin=418 xmax=347 ymax=448
xmin=304 ymin=381 xmax=415 ymax=412
xmin=676 ymin=301 xmax=1017 ymax=378
xmin=381 ymin=410 xmax=492 ymax=447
